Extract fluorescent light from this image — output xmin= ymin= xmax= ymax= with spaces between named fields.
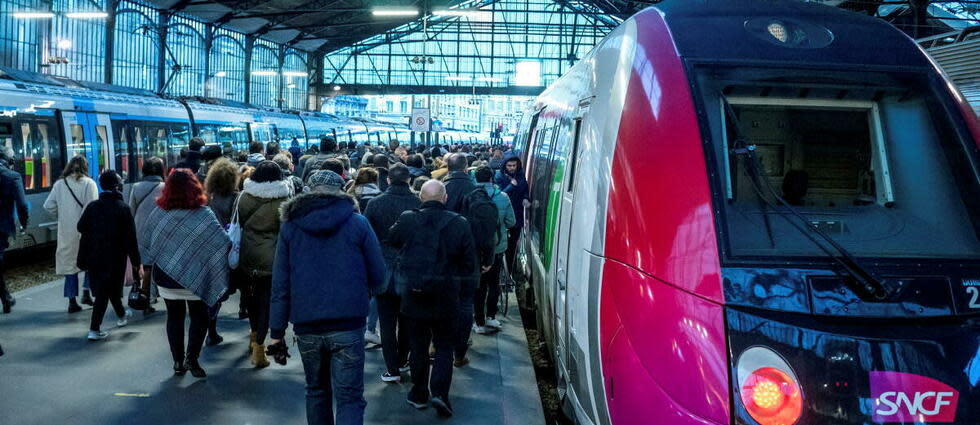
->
xmin=333 ymin=85 xmax=341 ymax=91
xmin=286 ymin=83 xmax=297 ymax=89
xmin=476 ymin=76 xmax=502 ymax=82
xmin=13 ymin=12 xmax=55 ymax=18
xmin=282 ymin=71 xmax=308 ymax=77
xmin=432 ymin=9 xmax=491 ymax=21
xmin=445 ymin=76 xmax=471 ymax=81
xmin=250 ymin=70 xmax=277 ymax=76
xmin=212 ymin=71 xmax=227 ymax=77
xmin=65 ymin=12 xmax=108 ymax=19
xmin=56 ymin=39 xmax=72 ymax=50
xmin=372 ymin=9 xmax=418 ymax=17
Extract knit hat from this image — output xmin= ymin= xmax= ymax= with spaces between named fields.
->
xmin=246 ymin=153 xmax=265 ymax=167
xmin=306 ymin=170 xmax=344 ymax=193
xmin=251 ymin=160 xmax=284 ymax=183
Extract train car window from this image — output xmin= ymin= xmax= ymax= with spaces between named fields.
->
xmin=530 ymin=125 xmax=557 ymax=257
xmin=67 ymin=124 xmax=86 ymax=160
xmin=95 ymin=125 xmax=110 ymax=175
xmin=566 ymin=118 xmax=583 ymax=194
xmin=145 ymin=125 xmax=170 ymax=170
xmin=114 ymin=123 xmax=132 ymax=183
xmin=19 ymin=123 xmax=34 ymax=191
xmin=132 ymin=125 xmax=146 ymax=179
xmin=697 ymin=67 xmax=980 ymax=260
xmin=168 ymin=124 xmax=191 ymax=169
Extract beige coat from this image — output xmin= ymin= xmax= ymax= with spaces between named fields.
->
xmin=44 ymin=176 xmax=98 ymax=275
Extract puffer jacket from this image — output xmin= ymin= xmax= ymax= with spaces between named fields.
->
xmin=478 ymin=182 xmax=516 ymax=254
xmin=363 ymin=181 xmax=421 ymax=294
xmin=237 ymin=178 xmax=292 ymax=277
xmin=270 ymin=191 xmax=385 ymax=339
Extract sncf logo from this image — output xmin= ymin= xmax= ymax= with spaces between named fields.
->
xmin=871 ymin=371 xmax=959 ymax=423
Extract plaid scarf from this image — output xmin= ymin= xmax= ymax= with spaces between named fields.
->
xmin=141 ymin=207 xmax=230 ymax=306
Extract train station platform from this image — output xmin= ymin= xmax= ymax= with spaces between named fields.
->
xmin=0 ymin=279 xmax=545 ymax=425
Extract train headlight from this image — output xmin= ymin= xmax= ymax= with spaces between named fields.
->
xmin=767 ymin=22 xmax=789 ymax=43
xmin=737 ymin=347 xmax=803 ymax=425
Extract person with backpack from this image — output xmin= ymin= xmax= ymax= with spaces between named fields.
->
xmin=362 ymin=164 xmax=420 ymax=383
xmin=0 ymin=146 xmax=29 ymax=314
xmin=269 ymin=170 xmax=386 ymax=425
xmin=388 ymin=179 xmax=477 ymax=418
xmin=44 ymin=156 xmax=99 ymax=313
xmin=77 ymin=171 xmax=140 ymax=341
xmin=301 ymin=137 xmax=349 ymax=182
xmin=445 ymin=153 xmax=497 ymax=365
xmin=472 ymin=166 xmax=515 ymax=334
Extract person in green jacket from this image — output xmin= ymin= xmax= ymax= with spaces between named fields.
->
xmin=472 ymin=166 xmax=516 ymax=334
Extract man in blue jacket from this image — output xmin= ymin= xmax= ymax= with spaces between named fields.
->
xmin=0 ymin=146 xmax=28 ymax=314
xmin=494 ymin=156 xmax=529 ymax=271
xmin=269 ymin=170 xmax=386 ymax=425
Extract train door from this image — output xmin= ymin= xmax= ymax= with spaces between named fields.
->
xmin=553 ymin=114 xmax=584 ymax=370
xmin=61 ymin=111 xmax=115 ymax=180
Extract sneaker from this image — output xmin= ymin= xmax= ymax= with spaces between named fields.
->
xmin=87 ymin=330 xmax=108 ymax=341
xmin=381 ymin=372 xmax=401 ymax=383
xmin=474 ymin=325 xmax=490 ymax=334
xmin=364 ymin=330 xmax=382 ymax=345
xmin=431 ymin=396 xmax=454 ymax=417
xmin=116 ymin=310 xmax=133 ymax=327
xmin=486 ymin=318 xmax=502 ymax=329
xmin=406 ymin=396 xmax=429 ymax=410
xmin=399 ymin=362 xmax=411 ymax=373
xmin=68 ymin=302 xmax=82 ymax=314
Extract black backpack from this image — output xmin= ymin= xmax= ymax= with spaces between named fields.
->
xmin=460 ymin=188 xmax=499 ymax=256
xmin=395 ymin=213 xmax=456 ymax=296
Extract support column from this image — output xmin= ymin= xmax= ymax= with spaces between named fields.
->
xmin=308 ymin=51 xmax=325 ymax=111
xmin=103 ymin=0 xmax=118 ymax=84
xmin=276 ymin=46 xmax=286 ymax=109
xmin=156 ymin=13 xmax=171 ymax=94
xmin=244 ymin=36 xmax=255 ymax=104
xmin=202 ymin=24 xmax=214 ymax=97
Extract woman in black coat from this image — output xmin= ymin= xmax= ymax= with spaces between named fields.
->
xmin=77 ymin=171 xmax=141 ymax=341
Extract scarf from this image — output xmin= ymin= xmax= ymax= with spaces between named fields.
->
xmin=141 ymin=207 xmax=230 ymax=306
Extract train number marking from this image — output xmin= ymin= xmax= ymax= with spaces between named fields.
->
xmin=963 ymin=280 xmax=980 ymax=309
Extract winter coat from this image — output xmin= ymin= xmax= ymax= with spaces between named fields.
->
xmin=478 ymin=182 xmax=517 ymax=254
xmin=488 ymin=157 xmax=504 ymax=170
xmin=362 ymin=181 xmax=421 ymax=295
xmin=238 ymin=179 xmax=292 ymax=277
xmin=129 ymin=176 xmax=164 ymax=260
xmin=0 ymin=160 xmax=28 ymax=238
xmin=77 ymin=191 xmax=140 ymax=298
xmin=407 ymin=166 xmax=428 ymax=180
xmin=270 ymin=191 xmax=386 ymax=339
xmin=495 ymin=167 xmax=529 ymax=229
xmin=387 ymin=200 xmax=477 ymax=319
xmin=301 ymin=152 xmax=350 ymax=182
xmin=207 ymin=191 xmax=237 ymax=228
xmin=443 ymin=171 xmax=477 ymax=214
xmin=431 ymin=166 xmax=449 ymax=181
xmin=349 ymin=183 xmax=382 ymax=212
xmin=44 ymin=176 xmax=98 ymax=275
xmin=375 ymin=167 xmax=390 ymax=192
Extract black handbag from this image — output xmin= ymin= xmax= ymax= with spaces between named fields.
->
xmin=127 ymin=273 xmax=149 ymax=311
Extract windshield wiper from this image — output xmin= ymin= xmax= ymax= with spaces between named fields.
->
xmin=722 ymin=98 xmax=889 ymax=302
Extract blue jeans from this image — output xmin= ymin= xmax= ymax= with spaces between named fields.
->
xmin=296 ymin=327 xmax=367 ymax=425
xmin=366 ymin=297 xmax=378 ymax=334
xmin=63 ymin=273 xmax=90 ymax=298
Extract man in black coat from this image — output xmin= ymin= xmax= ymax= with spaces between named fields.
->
xmin=442 ymin=153 xmax=475 ymax=213
xmin=77 ymin=171 xmax=141 ymax=341
xmin=373 ymin=154 xmax=390 ymax=192
xmin=388 ymin=179 xmax=476 ymax=418
xmin=363 ymin=164 xmax=421 ymax=383
xmin=174 ymin=137 xmax=205 ymax=174
xmin=0 ymin=147 xmax=28 ymax=314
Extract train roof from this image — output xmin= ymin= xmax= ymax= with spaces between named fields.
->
xmin=654 ymin=0 xmax=932 ymax=70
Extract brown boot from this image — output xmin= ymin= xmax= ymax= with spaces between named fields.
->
xmin=247 ymin=331 xmax=257 ymax=356
xmin=251 ymin=343 xmax=270 ymax=368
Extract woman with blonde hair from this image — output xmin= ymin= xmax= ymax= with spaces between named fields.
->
xmin=44 ymin=156 xmax=98 ymax=313
xmin=203 ymin=157 xmax=240 ymax=344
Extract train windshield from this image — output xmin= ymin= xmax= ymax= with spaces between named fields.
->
xmin=695 ymin=66 xmax=980 ymax=260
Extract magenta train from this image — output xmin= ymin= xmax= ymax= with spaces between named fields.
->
xmin=512 ymin=1 xmax=980 ymax=425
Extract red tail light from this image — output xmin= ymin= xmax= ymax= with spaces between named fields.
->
xmin=736 ymin=347 xmax=804 ymax=425
xmin=740 ymin=367 xmax=803 ymax=425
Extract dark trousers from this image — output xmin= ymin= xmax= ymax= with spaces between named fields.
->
xmin=297 ymin=328 xmax=367 ymax=425
xmin=164 ymin=299 xmax=209 ymax=363
xmin=454 ymin=278 xmax=477 ymax=360
xmin=377 ymin=293 xmax=410 ymax=375
xmin=474 ymin=253 xmax=503 ymax=326
xmin=246 ymin=275 xmax=272 ymax=345
xmin=409 ymin=317 xmax=456 ymax=402
xmin=0 ymin=250 xmax=9 ymax=302
xmin=90 ymin=293 xmax=125 ymax=331
xmin=505 ymin=227 xmax=520 ymax=272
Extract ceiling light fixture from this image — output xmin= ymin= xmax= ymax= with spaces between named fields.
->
xmin=445 ymin=76 xmax=471 ymax=81
xmin=282 ymin=71 xmax=308 ymax=77
xmin=333 ymin=85 xmax=342 ymax=91
xmin=12 ymin=12 xmax=55 ymax=18
xmin=250 ymin=70 xmax=278 ymax=76
xmin=476 ymin=76 xmax=502 ymax=82
xmin=372 ymin=9 xmax=419 ymax=17
xmin=212 ymin=71 xmax=227 ymax=77
xmin=65 ymin=12 xmax=109 ymax=19
xmin=432 ymin=9 xmax=491 ymax=21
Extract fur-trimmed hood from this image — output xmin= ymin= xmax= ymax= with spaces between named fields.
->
xmin=279 ymin=191 xmax=357 ymax=236
xmin=243 ymin=178 xmax=293 ymax=199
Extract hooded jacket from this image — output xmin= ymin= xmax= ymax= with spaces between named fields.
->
xmin=238 ymin=178 xmax=292 ymax=277
xmin=494 ymin=163 xmax=529 ymax=229
xmin=270 ymin=191 xmax=386 ymax=339
xmin=479 ymin=182 xmax=517 ymax=254
xmin=0 ymin=159 xmax=28 ymax=238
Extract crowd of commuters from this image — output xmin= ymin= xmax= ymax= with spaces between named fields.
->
xmin=0 ymin=135 xmax=531 ymax=423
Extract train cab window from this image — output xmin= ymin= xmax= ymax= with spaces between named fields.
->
xmin=699 ymin=68 xmax=980 ymax=260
